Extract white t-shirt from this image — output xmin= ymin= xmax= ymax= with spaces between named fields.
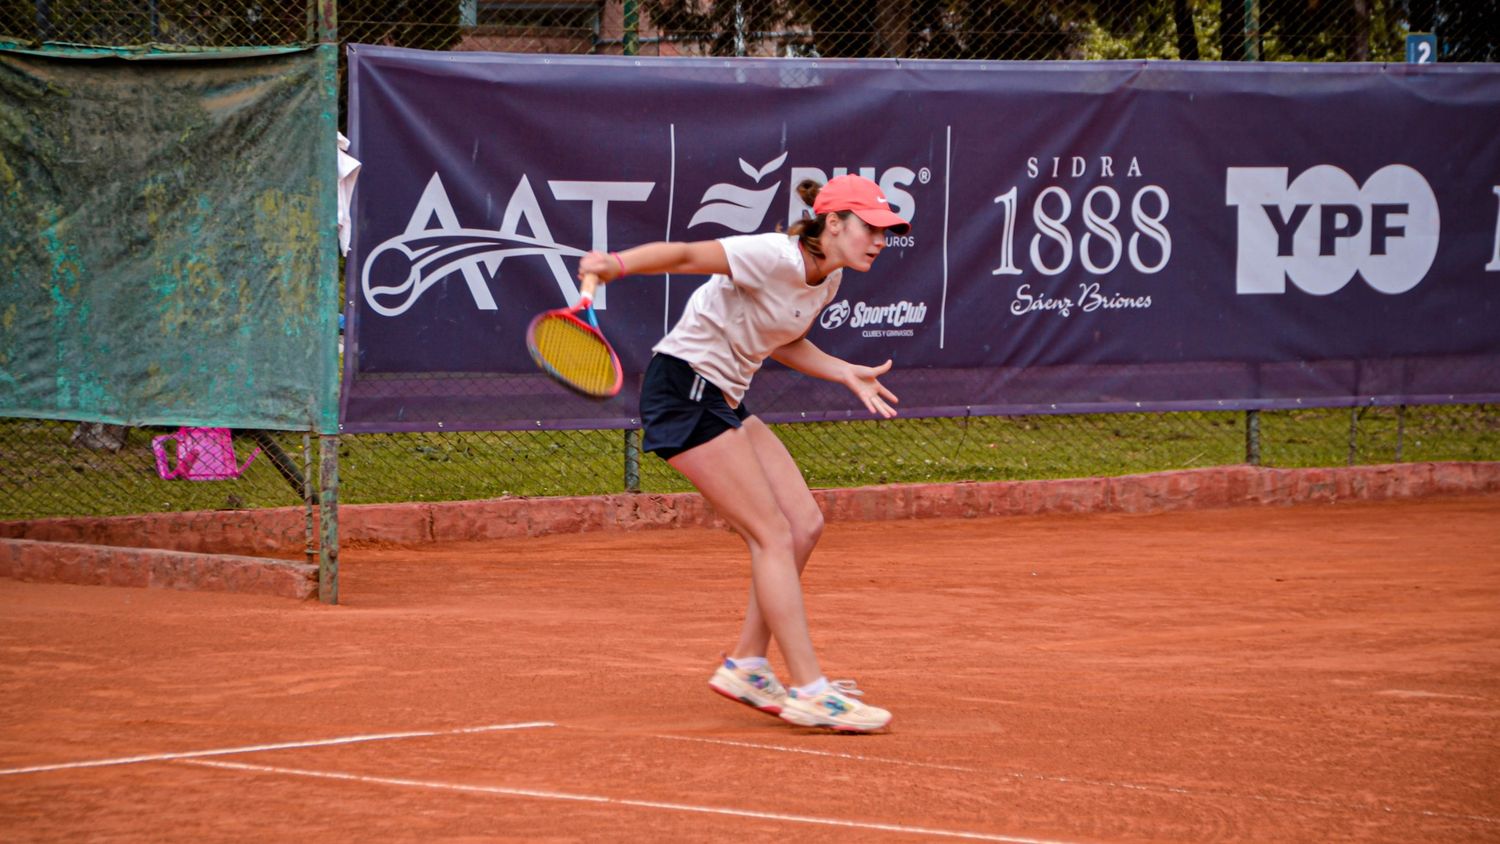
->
xmin=653 ymin=233 xmax=843 ymax=407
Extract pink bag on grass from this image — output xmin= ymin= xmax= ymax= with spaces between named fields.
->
xmin=151 ymin=427 xmax=261 ymax=481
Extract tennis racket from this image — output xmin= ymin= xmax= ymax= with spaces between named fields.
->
xmin=525 ymin=273 xmax=623 ymax=400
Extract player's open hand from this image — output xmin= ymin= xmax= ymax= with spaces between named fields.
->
xmin=844 ymin=359 xmax=899 ymax=419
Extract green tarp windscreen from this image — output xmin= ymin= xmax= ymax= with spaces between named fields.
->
xmin=0 ymin=45 xmax=338 ymax=432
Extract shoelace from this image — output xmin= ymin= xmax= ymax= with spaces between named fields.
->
xmin=827 ymin=679 xmax=865 ymax=698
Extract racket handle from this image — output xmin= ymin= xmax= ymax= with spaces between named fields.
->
xmin=578 ymin=272 xmax=601 ymax=306
xmin=578 ymin=272 xmax=601 ymax=329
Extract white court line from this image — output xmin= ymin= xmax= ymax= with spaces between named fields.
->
xmin=180 ymin=758 xmax=1070 ymax=843
xmin=654 ymin=733 xmax=981 ymax=772
xmin=0 ymin=722 xmax=554 ymax=777
xmin=648 ymin=734 xmax=1500 ymax=827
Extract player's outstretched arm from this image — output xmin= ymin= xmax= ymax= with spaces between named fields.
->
xmin=578 ymin=241 xmax=729 ymax=284
xmin=772 ymin=338 xmax=899 ymax=419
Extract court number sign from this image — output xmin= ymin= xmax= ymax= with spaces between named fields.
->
xmin=1406 ymin=34 xmax=1437 ymax=64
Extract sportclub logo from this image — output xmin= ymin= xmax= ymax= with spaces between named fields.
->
xmin=819 ymin=299 xmax=851 ymax=329
xmin=819 ymin=298 xmax=928 ymax=338
xmin=1225 ymin=164 xmax=1439 ymax=295
xmin=360 ymin=173 xmax=652 ymax=317
xmin=688 ymin=153 xmax=920 ymax=236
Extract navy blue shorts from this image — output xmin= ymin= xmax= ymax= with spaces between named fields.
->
xmin=639 ymin=354 xmax=750 ymax=460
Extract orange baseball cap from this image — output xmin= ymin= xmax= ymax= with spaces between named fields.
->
xmin=813 ymin=174 xmax=911 ymax=234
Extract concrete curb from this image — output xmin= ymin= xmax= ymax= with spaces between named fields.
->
xmin=2 ymin=462 xmax=1496 ymax=599
xmin=0 ymin=537 xmax=317 ymax=600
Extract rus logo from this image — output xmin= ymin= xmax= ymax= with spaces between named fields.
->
xmin=1225 ymin=164 xmax=1439 ymax=295
xmin=688 ymin=153 xmax=918 ymax=234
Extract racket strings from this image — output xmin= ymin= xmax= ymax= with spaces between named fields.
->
xmin=531 ymin=315 xmax=617 ymax=396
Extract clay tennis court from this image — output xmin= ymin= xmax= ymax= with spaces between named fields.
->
xmin=3 ymin=493 xmax=1498 ymax=842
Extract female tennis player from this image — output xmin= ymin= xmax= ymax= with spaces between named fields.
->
xmin=576 ymin=174 xmax=907 ymax=733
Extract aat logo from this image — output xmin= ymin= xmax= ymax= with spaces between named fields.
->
xmin=360 ymin=172 xmax=653 ymax=317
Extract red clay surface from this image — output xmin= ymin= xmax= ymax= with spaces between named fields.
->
xmin=3 ymin=494 xmax=1498 ymax=842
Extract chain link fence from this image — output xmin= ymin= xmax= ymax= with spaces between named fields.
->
xmin=2 ymin=1 xmax=1497 ymax=526
xmin=4 ymin=406 xmax=1498 ymax=520
xmin=5 ymin=2 xmax=1497 ymax=62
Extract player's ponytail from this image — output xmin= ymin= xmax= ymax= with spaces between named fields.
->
xmin=788 ymin=178 xmax=833 ymax=260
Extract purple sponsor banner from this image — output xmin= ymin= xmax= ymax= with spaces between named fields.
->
xmin=342 ymin=46 xmax=1500 ymax=433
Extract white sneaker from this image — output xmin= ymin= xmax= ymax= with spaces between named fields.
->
xmin=778 ymin=679 xmax=892 ymax=733
xmin=708 ymin=658 xmax=787 ymax=716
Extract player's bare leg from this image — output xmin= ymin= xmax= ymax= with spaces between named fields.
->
xmin=731 ymin=415 xmax=823 ymax=661
xmin=669 ymin=425 xmax=822 ymax=687
xmin=710 ymin=419 xmax=891 ymax=732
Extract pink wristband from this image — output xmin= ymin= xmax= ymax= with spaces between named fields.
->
xmin=612 ymin=252 xmax=627 ymax=277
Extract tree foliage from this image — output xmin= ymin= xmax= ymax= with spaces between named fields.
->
xmin=640 ymin=0 xmax=1496 ymax=63
xmin=642 ymin=0 xmax=787 ymax=56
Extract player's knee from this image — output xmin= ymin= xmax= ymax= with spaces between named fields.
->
xmin=793 ymin=511 xmax=825 ymax=559
xmin=740 ymin=511 xmax=795 ymax=559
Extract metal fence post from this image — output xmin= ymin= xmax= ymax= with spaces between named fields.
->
xmin=303 ymin=432 xmax=315 ymax=566
xmin=623 ymin=0 xmax=639 ymax=56
xmin=624 ymin=428 xmax=641 ymax=492
xmin=1244 ymin=0 xmax=1261 ymax=60
xmin=35 ymin=0 xmax=54 ymax=42
xmin=1347 ymin=406 xmax=1360 ymax=466
xmin=316 ymin=0 xmax=338 ymax=601
xmin=316 ymin=0 xmax=337 ymax=43
xmin=1395 ymin=404 xmax=1406 ymax=462
xmin=318 ymin=433 xmax=340 ymax=604
xmin=1245 ymin=409 xmax=1260 ymax=465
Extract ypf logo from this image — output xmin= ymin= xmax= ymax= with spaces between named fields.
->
xmin=1225 ymin=164 xmax=1439 ymax=295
